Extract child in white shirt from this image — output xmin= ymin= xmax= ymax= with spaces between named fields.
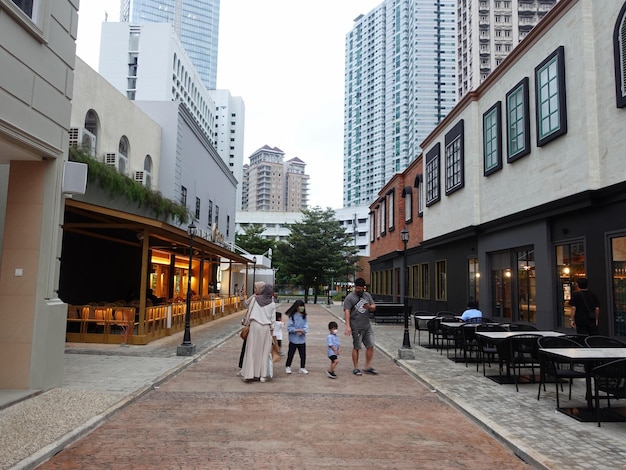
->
xmin=273 ymin=311 xmax=285 ymax=356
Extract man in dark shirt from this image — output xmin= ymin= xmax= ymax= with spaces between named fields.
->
xmin=570 ymin=278 xmax=599 ymax=335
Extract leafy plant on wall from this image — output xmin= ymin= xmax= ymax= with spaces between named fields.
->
xmin=69 ymin=147 xmax=189 ymax=224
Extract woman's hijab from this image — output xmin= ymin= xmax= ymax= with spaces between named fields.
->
xmin=254 ymin=281 xmax=265 ymax=295
xmin=256 ymin=283 xmax=274 ymax=307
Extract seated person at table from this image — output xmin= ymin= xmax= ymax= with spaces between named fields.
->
xmin=147 ymin=289 xmax=161 ymax=306
xmin=461 ymin=300 xmax=482 ymax=322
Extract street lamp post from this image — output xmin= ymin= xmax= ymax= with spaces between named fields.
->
xmin=344 ymin=256 xmax=350 ymax=299
xmin=398 ymin=227 xmax=414 ymax=359
xmin=252 ymin=256 xmax=257 ymax=292
xmin=177 ymin=222 xmax=197 ymax=356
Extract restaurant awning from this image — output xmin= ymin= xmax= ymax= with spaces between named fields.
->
xmin=63 ymin=199 xmax=250 ymax=264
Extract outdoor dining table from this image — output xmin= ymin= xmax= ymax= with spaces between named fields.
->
xmin=539 ymin=347 xmax=626 ymax=422
xmin=474 ymin=330 xmax=565 ymax=341
xmin=474 ymin=331 xmax=565 ymax=385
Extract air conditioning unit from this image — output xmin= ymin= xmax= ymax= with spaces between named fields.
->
xmin=104 ymin=152 xmax=128 ymax=174
xmin=134 ymin=170 xmax=152 ymax=187
xmin=69 ymin=127 xmax=96 ymax=156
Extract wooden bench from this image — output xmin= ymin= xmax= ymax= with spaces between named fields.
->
xmin=371 ymin=303 xmax=406 ymax=324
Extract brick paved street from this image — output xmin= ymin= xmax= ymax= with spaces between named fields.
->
xmin=38 ymin=306 xmax=528 ymax=469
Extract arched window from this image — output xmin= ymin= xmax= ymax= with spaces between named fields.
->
xmin=614 ymin=2 xmax=626 ymax=107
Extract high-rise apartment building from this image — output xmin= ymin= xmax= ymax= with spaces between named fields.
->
xmin=120 ymin=0 xmax=220 ymax=90
xmin=343 ymin=0 xmax=457 ymax=208
xmin=242 ymin=146 xmax=309 ymax=212
xmin=456 ymin=0 xmax=558 ymax=98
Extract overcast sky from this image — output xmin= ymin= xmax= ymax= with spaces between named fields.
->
xmin=75 ymin=0 xmax=382 ymax=210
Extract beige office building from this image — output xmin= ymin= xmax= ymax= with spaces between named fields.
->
xmin=457 ymin=0 xmax=558 ymax=98
xmin=241 ymin=146 xmax=309 ymax=212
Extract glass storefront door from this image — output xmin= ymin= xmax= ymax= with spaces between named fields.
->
xmin=490 ymin=252 xmax=512 ymax=320
xmin=517 ymin=249 xmax=536 ymax=322
xmin=610 ymin=236 xmax=626 ymax=336
xmin=555 ymin=242 xmax=585 ymax=328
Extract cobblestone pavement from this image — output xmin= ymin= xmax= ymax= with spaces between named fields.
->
xmin=2 ymin=303 xmax=626 ymax=469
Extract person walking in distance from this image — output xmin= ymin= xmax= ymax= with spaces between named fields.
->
xmin=343 ymin=278 xmax=377 ymax=376
xmin=284 ymin=300 xmax=309 ymax=375
xmin=326 ymin=321 xmax=341 ymax=379
xmin=570 ymin=278 xmax=600 ymax=335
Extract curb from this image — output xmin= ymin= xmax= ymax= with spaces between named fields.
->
xmin=11 ymin=328 xmax=242 ymax=470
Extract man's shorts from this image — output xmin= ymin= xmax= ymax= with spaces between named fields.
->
xmin=351 ymin=327 xmax=375 ymax=349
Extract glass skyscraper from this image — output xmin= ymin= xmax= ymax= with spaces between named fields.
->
xmin=120 ymin=0 xmax=220 ymax=89
xmin=343 ymin=0 xmax=457 ymax=208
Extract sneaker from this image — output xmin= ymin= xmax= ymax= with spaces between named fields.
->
xmin=299 ymin=368 xmax=309 ymax=374
xmin=285 ymin=366 xmax=292 ymax=374
xmin=260 ymin=377 xmax=267 ymax=383
xmin=326 ymin=370 xmax=337 ymax=379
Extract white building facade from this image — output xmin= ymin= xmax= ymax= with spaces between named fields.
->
xmin=98 ymin=22 xmax=245 ymax=176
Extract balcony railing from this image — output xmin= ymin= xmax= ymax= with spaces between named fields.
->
xmin=66 ymin=295 xmax=243 ymax=345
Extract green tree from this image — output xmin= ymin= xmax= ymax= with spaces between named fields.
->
xmin=235 ymin=224 xmax=273 ymax=255
xmin=281 ymin=207 xmax=359 ymax=303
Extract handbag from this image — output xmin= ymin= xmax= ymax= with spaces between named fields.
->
xmin=240 ymin=297 xmax=255 ymax=340
xmin=240 ymin=324 xmax=250 ymax=340
xmin=271 ymin=337 xmax=281 ymax=363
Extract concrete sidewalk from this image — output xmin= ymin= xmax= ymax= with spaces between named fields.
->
xmin=1 ymin=303 xmax=625 ymax=469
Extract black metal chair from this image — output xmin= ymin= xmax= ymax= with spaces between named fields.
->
xmin=413 ymin=311 xmax=435 ymax=345
xmin=507 ymin=323 xmax=539 ymax=331
xmin=457 ymin=323 xmax=480 ymax=366
xmin=584 ymin=335 xmax=626 ymax=348
xmin=475 ymin=323 xmax=507 ymax=375
xmin=537 ymin=336 xmax=586 ymax=407
xmin=562 ymin=334 xmax=588 ymax=346
xmin=497 ymin=334 xmax=542 ymax=391
xmin=438 ymin=317 xmax=462 ymax=356
xmin=591 ymin=358 xmax=626 ymax=427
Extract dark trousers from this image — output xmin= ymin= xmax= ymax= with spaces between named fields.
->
xmin=575 ymin=320 xmax=598 ymax=336
xmin=286 ymin=342 xmax=306 ymax=368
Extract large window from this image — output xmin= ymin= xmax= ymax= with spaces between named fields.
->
xmin=483 ymin=102 xmax=502 ymax=176
xmin=402 ymin=186 xmax=412 ymax=223
xmin=506 ymin=78 xmax=530 ymax=162
xmin=386 ymin=189 xmax=395 ymax=232
xmin=614 ymin=2 xmax=626 ymax=108
xmin=11 ymin=0 xmax=32 ymax=16
xmin=425 ymin=144 xmax=441 ymax=206
xmin=419 ymin=263 xmax=430 ymax=299
xmin=445 ymin=120 xmax=464 ymax=194
xmin=435 ymin=260 xmax=447 ymax=301
xmin=535 ymin=46 xmax=567 ymax=146
xmin=468 ymin=258 xmax=480 ymax=306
